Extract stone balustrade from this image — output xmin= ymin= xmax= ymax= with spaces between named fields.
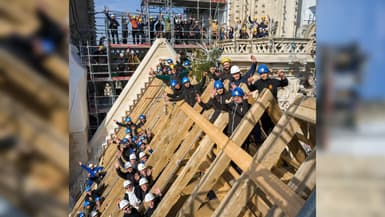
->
xmin=216 ymin=37 xmax=316 ymax=57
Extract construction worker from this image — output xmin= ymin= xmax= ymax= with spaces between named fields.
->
xmin=115 ymin=161 xmax=137 ymax=182
xmin=90 ymin=211 xmax=99 ymax=217
xmin=210 ymin=19 xmax=219 ymax=40
xmin=179 ymin=74 xmax=207 ymax=106
xmin=84 ymin=186 xmax=102 ymax=212
xmin=209 ymin=65 xmax=230 ymax=82
xmin=122 ymin=180 xmax=142 ymax=211
xmin=174 ymin=15 xmax=183 ymax=44
xmin=137 ymin=163 xmax=153 ymax=185
xmin=247 ymin=65 xmax=288 ymax=99
xmin=118 ymin=199 xmax=141 ymax=217
xmin=164 ymin=16 xmax=172 ymax=41
xmin=137 ymin=17 xmax=146 ymax=44
xmin=225 ymin=87 xmax=251 ymax=136
xmin=166 ymin=79 xmax=184 ymax=102
xmin=181 ymin=18 xmax=191 ymax=44
xmin=114 ymin=116 xmax=135 ymax=129
xmin=229 ymin=55 xmax=258 ymax=91
xmin=137 ymin=178 xmax=150 ymax=201
xmin=128 ymin=13 xmax=139 ymax=44
xmin=143 ymin=190 xmax=162 ymax=217
xmin=197 ymin=80 xmax=231 ymax=122
xmin=248 ymin=15 xmax=259 ymax=29
xmin=149 ymin=16 xmax=159 ymax=44
xmin=221 ymin=56 xmax=232 ymax=75
xmin=121 ymin=16 xmax=129 ymax=44
xmin=79 ymin=162 xmax=105 ymax=187
xmin=249 ymin=65 xmax=288 ymax=136
xmin=239 ymin=26 xmax=249 ymax=39
xmin=104 ymin=10 xmax=120 ymax=44
xmin=136 ymin=114 xmax=147 ymax=129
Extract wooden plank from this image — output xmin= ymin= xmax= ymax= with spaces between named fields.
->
xmin=150 ymin=113 xmax=228 ymax=217
xmin=286 ymin=102 xmax=316 ymax=125
xmin=151 ymin=110 xmax=227 ymax=193
xmin=288 ymin=149 xmax=316 ymax=198
xmin=211 ymin=175 xmax=257 ymax=217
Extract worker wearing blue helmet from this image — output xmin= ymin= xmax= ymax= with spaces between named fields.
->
xmin=176 ymin=73 xmax=207 ymax=106
xmin=84 ymin=185 xmax=102 ymax=213
xmin=137 ymin=114 xmax=147 ymax=128
xmin=167 ymin=79 xmax=184 ymax=102
xmin=197 ymin=80 xmax=231 ymax=122
xmin=224 ymin=87 xmax=251 ymax=136
xmin=114 ymin=116 xmax=135 ymax=129
xmin=247 ymin=65 xmax=288 ymax=99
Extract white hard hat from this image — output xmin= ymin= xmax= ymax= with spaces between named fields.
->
xmin=137 ymin=163 xmax=145 ymax=171
xmin=129 ymin=154 xmax=137 ymax=160
xmin=139 ymin=178 xmax=148 ymax=186
xmin=111 ymin=14 xmax=115 ymax=17
xmin=230 ymin=65 xmax=241 ymax=74
xmin=91 ymin=210 xmax=98 ymax=217
xmin=139 ymin=152 xmax=146 ymax=159
xmin=124 ymin=162 xmax=132 ymax=169
xmin=123 ymin=180 xmax=132 ymax=188
xmin=144 ymin=193 xmax=155 ymax=202
xmin=88 ymin=163 xmax=94 ymax=168
xmin=119 ymin=199 xmax=130 ymax=210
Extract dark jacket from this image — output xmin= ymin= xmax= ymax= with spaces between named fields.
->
xmin=167 ymin=87 xmax=184 ymax=102
xmin=248 ymin=77 xmax=288 ymax=99
xmin=225 ymin=100 xmax=251 ymax=136
xmin=143 ymin=197 xmax=161 ymax=217
xmin=199 ymin=91 xmax=231 ymax=122
xmin=105 ymin=13 xmax=119 ymax=30
xmin=179 ymin=76 xmax=207 ymax=106
xmin=116 ymin=168 xmax=137 ymax=182
xmin=123 ymin=208 xmax=141 ymax=217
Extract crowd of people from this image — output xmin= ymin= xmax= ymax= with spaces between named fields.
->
xmin=78 ymin=50 xmax=288 ymax=216
xmin=103 ymin=8 xmax=272 ymax=45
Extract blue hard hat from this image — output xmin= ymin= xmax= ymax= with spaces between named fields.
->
xmin=137 ymin=141 xmax=143 ymax=147
xmin=139 ymin=114 xmax=146 ymax=120
xmin=85 ymin=186 xmax=91 ymax=192
xmin=83 ymin=201 xmax=91 ymax=207
xmin=181 ymin=77 xmax=190 ymax=84
xmin=183 ymin=60 xmax=191 ymax=67
xmin=167 ymin=58 xmax=173 ymax=64
xmin=125 ymin=117 xmax=132 ymax=123
xmin=257 ymin=64 xmax=269 ymax=74
xmin=170 ymin=79 xmax=178 ymax=87
xmin=78 ymin=212 xmax=86 ymax=217
xmin=132 ymin=136 xmax=137 ymax=142
xmin=126 ymin=128 xmax=132 ymax=134
xmin=231 ymin=87 xmax=244 ymax=97
xmin=122 ymin=138 xmax=129 ymax=144
xmin=214 ymin=80 xmax=224 ymax=89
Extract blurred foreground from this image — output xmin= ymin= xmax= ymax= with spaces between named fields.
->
xmin=0 ymin=0 xmax=69 ymax=216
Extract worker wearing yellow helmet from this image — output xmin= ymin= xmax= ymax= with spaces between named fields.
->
xmin=221 ymin=57 xmax=232 ymax=76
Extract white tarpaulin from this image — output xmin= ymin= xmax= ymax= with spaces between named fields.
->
xmin=69 ymin=44 xmax=88 ymax=133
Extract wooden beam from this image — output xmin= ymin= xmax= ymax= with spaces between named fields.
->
xmin=152 ymin=112 xmax=228 ymax=193
xmin=288 ymin=149 xmax=316 ymax=198
xmin=286 ymin=97 xmax=316 ymax=125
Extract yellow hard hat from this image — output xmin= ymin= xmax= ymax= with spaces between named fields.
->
xmin=261 ymin=16 xmax=266 ymax=20
xmin=241 ymin=27 xmax=246 ymax=31
xmin=221 ymin=57 xmax=231 ymax=64
xmin=252 ymin=27 xmax=257 ymax=33
xmin=139 ymin=18 xmax=142 ymax=22
xmin=253 ymin=16 xmax=258 ymax=21
xmin=132 ymin=15 xmax=136 ymax=19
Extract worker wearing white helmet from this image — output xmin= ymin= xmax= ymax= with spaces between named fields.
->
xmin=115 ymin=160 xmax=137 ymax=181
xmin=118 ymin=199 xmax=141 ymax=217
xmin=123 ymin=179 xmax=142 ymax=211
xmin=143 ymin=189 xmax=162 ymax=217
xmin=228 ymin=55 xmax=258 ymax=91
xmin=136 ymin=177 xmax=150 ymax=201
